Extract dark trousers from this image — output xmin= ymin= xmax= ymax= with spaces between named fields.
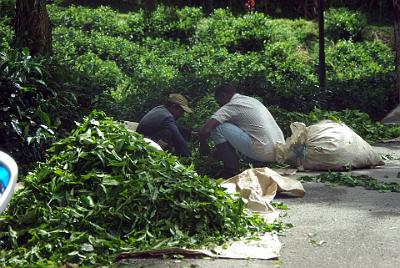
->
xmin=214 ymin=142 xmax=267 ymax=179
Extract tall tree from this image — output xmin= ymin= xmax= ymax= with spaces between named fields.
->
xmin=394 ymin=0 xmax=400 ymax=102
xmin=14 ymin=0 xmax=51 ymax=56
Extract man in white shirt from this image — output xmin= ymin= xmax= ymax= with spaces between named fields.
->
xmin=199 ymin=83 xmax=285 ymax=178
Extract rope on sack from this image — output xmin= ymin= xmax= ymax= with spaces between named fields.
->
xmin=293 ymin=144 xmax=305 ymax=159
xmin=292 ymin=144 xmax=306 ymax=169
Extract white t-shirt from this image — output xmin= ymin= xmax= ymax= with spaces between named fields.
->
xmin=211 ymin=94 xmax=285 ymax=161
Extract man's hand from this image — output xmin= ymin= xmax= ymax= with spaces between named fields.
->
xmin=156 ymin=139 xmax=169 ymax=149
xmin=198 ymin=119 xmax=220 ymax=156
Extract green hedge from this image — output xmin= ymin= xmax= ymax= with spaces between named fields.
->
xmin=325 ymin=40 xmax=394 ymax=80
xmin=0 ymin=0 xmax=15 ymax=18
xmin=325 ymin=8 xmax=367 ymax=41
xmin=47 ymin=4 xmax=396 ymax=121
xmin=0 ymin=19 xmax=12 ymax=45
xmin=0 ymin=45 xmax=80 ymax=167
xmin=192 ymin=9 xmax=317 ymax=52
xmin=48 ymin=5 xmax=134 ymax=39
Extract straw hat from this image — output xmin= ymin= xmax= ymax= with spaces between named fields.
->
xmin=168 ymin=93 xmax=192 ymax=113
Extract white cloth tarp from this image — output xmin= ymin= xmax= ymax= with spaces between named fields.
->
xmin=201 ymin=232 xmax=282 ymax=260
xmin=123 ymin=121 xmax=139 ymax=131
xmin=207 ymin=167 xmax=305 ymax=260
xmin=222 ymin=167 xmax=305 ymax=213
xmin=116 ymin=233 xmax=281 ymax=260
xmin=276 ymin=120 xmax=384 ymax=171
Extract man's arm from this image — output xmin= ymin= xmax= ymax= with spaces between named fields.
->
xmin=177 ymin=124 xmax=192 ymax=141
xmin=199 ymin=118 xmax=220 ymax=155
xmin=163 ymin=117 xmax=192 ymax=157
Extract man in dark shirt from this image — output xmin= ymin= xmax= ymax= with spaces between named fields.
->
xmin=136 ymin=94 xmax=193 ymax=157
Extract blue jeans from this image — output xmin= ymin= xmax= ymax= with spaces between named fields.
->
xmin=211 ymin=122 xmax=276 ymax=162
xmin=210 ymin=123 xmax=255 ymax=160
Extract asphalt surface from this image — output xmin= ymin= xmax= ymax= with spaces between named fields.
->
xmin=117 ymin=142 xmax=400 ymax=268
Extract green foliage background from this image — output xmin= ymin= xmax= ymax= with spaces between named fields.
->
xmin=45 ymin=4 xmax=397 ymax=121
xmin=1 ymin=1 xmax=399 ymax=166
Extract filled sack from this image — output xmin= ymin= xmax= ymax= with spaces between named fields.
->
xmin=275 ymin=120 xmax=384 ymax=170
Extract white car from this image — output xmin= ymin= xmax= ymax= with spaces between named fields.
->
xmin=0 ymin=151 xmax=18 ymax=214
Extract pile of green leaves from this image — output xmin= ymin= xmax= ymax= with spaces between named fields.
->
xmin=300 ymin=172 xmax=400 ymax=193
xmin=0 ymin=111 xmax=280 ymax=267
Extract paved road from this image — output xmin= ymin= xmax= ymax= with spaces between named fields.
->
xmin=277 ymin=142 xmax=400 ymax=268
xmin=117 ymin=143 xmax=400 ymax=268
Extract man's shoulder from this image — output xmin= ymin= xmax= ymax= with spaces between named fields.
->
xmin=140 ymin=105 xmax=173 ymax=124
xmin=149 ymin=105 xmax=167 ymax=112
xmin=232 ymin=94 xmax=262 ymax=105
xmin=146 ymin=105 xmax=171 ymax=116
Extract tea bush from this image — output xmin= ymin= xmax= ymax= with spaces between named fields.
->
xmin=53 ymin=27 xmax=141 ymax=74
xmin=182 ymin=95 xmax=219 ymax=130
xmin=144 ymin=5 xmax=204 ymax=41
xmin=192 ymin=8 xmax=237 ymax=49
xmin=264 ymin=18 xmax=318 ymax=45
xmin=192 ymin=10 xmax=317 ymax=53
xmin=0 ymin=19 xmax=12 ymax=45
xmin=323 ymin=40 xmax=395 ymax=118
xmin=48 ymin=5 xmax=132 ymax=39
xmin=226 ymin=11 xmax=271 ymax=52
xmin=0 ymin=0 xmax=15 ymax=18
xmin=72 ymin=52 xmax=130 ymax=90
xmin=325 ymin=40 xmax=394 ymax=80
xmin=51 ymin=27 xmax=189 ymax=120
xmin=45 ymin=4 xmax=397 ymax=122
xmin=52 ymin=28 xmax=131 ymax=91
xmin=324 ymin=75 xmax=396 ymax=120
xmin=124 ymin=10 xmax=146 ymax=41
xmin=325 ymin=8 xmax=367 ymax=41
xmin=175 ymin=6 xmax=204 ymax=39
xmin=144 ymin=5 xmax=179 ymax=37
xmin=261 ymin=41 xmax=319 ymax=110
xmin=0 ymin=46 xmax=80 ymax=167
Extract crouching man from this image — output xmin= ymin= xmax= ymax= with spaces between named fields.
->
xmin=199 ymin=83 xmax=285 ymax=178
xmin=136 ymin=93 xmax=193 ymax=157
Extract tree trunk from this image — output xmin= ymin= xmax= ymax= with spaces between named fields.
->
xmin=14 ymin=0 xmax=51 ymax=56
xmin=203 ymin=0 xmax=214 ymax=15
xmin=394 ymin=0 xmax=400 ymax=102
xmin=318 ymin=0 xmax=326 ymax=90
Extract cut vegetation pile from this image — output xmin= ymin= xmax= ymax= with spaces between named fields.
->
xmin=0 ymin=111 xmax=279 ymax=267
